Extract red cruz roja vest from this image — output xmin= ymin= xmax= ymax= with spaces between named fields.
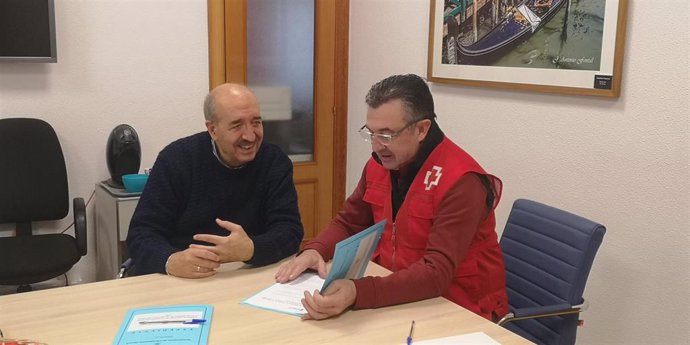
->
xmin=363 ymin=137 xmax=508 ymax=319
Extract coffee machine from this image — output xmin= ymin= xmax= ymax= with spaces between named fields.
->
xmin=105 ymin=124 xmax=141 ymax=189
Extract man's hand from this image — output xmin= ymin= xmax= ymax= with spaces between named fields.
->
xmin=165 ymin=247 xmax=220 ymax=278
xmin=301 ymin=279 xmax=356 ymax=320
xmin=274 ymin=249 xmax=327 ymax=283
xmin=190 ymin=218 xmax=255 ymax=263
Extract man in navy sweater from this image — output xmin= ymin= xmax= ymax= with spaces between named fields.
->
xmin=127 ymin=84 xmax=304 ymax=278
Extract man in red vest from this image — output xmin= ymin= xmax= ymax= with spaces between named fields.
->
xmin=275 ymin=74 xmax=508 ymax=321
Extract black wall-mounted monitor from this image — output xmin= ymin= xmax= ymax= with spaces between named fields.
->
xmin=0 ymin=0 xmax=57 ymax=63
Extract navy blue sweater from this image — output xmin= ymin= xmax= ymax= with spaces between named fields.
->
xmin=126 ymin=132 xmax=303 ymax=274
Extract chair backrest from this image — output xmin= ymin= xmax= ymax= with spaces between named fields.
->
xmin=0 ymin=118 xmax=86 ymax=290
xmin=0 ymin=118 xmax=69 ymax=225
xmin=500 ymin=199 xmax=606 ymax=345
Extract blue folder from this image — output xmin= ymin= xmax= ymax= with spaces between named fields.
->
xmin=112 ymin=304 xmax=213 ymax=345
xmin=321 ymin=219 xmax=386 ymax=290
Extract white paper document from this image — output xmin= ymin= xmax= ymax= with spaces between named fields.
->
xmin=403 ymin=332 xmax=501 ymax=345
xmin=242 ymin=220 xmax=386 ymax=316
xmin=242 ymin=272 xmax=325 ymax=316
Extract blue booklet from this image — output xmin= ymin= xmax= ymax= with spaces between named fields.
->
xmin=321 ymin=219 xmax=386 ymax=290
xmin=242 ymin=220 xmax=386 ymax=316
xmin=112 ymin=304 xmax=213 ymax=345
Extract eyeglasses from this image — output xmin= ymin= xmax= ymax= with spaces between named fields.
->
xmin=358 ymin=120 xmax=419 ymax=145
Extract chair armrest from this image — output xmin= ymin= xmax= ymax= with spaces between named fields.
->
xmin=73 ymin=197 xmax=87 ymax=256
xmin=118 ymin=258 xmax=134 ymax=279
xmin=498 ymin=300 xmax=588 ymax=326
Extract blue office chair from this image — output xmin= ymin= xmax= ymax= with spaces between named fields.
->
xmin=0 ymin=118 xmax=87 ymax=293
xmin=498 ymin=199 xmax=605 ymax=345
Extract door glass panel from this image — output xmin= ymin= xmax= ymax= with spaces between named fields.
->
xmin=247 ymin=0 xmax=315 ymax=162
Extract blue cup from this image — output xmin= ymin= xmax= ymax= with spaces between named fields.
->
xmin=122 ymin=173 xmax=148 ymax=193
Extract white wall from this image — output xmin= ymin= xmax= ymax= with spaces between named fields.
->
xmin=349 ymin=0 xmax=689 ymax=344
xmin=0 ymin=0 xmax=208 ymax=284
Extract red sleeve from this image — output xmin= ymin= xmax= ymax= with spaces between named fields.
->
xmin=352 ymin=173 xmax=488 ymax=309
xmin=302 ymin=168 xmax=374 ymax=262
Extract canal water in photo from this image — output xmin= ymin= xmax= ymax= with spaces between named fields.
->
xmin=454 ymin=0 xmax=606 ymax=70
xmin=499 ymin=0 xmax=604 ymax=70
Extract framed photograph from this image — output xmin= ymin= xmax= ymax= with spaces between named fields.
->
xmin=427 ymin=0 xmax=628 ymax=97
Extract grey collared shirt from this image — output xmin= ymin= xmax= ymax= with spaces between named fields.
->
xmin=211 ymin=139 xmax=246 ymax=170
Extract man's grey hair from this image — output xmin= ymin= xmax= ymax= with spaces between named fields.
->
xmin=203 ymin=92 xmax=215 ymax=121
xmin=365 ymin=74 xmax=436 ymax=122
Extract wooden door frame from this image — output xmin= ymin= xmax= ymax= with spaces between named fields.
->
xmin=206 ymin=0 xmax=348 ymax=218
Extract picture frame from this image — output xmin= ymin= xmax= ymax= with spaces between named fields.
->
xmin=427 ymin=0 xmax=628 ymax=97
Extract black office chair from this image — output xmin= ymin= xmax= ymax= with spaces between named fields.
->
xmin=498 ymin=199 xmax=606 ymax=345
xmin=0 ymin=118 xmax=87 ymax=293
xmin=117 ymin=258 xmax=133 ymax=279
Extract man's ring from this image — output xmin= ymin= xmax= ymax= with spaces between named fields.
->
xmin=196 ymin=265 xmax=200 ymax=272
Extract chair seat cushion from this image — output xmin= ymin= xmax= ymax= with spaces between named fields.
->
xmin=0 ymin=234 xmax=80 ymax=285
